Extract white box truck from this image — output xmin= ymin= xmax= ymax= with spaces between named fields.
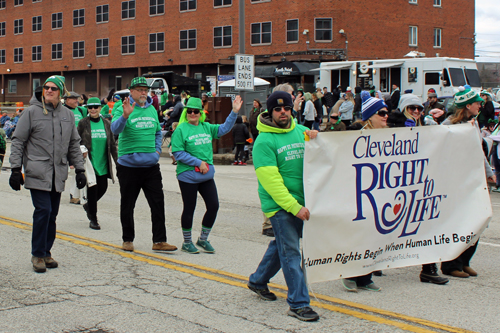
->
xmin=317 ymin=57 xmax=481 ymax=99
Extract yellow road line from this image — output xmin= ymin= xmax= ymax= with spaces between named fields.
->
xmin=0 ymin=215 xmax=475 ymax=333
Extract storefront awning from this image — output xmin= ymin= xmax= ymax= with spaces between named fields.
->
xmin=311 ymin=63 xmax=353 ymax=71
xmin=367 ymin=61 xmax=404 ymax=69
xmin=255 ymin=65 xmax=276 ymax=78
xmin=273 ymin=61 xmax=319 ymax=76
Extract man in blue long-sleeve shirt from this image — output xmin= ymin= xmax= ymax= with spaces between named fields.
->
xmin=111 ymin=77 xmax=177 ymax=253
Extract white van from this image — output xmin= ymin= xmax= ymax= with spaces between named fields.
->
xmin=317 ymin=57 xmax=481 ymax=99
xmin=113 ymin=78 xmax=169 ymax=100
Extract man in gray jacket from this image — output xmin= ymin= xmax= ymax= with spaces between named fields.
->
xmin=9 ymin=76 xmax=86 ymax=273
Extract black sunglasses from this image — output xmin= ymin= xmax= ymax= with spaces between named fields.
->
xmin=376 ymin=110 xmax=389 ymax=117
xmin=407 ymin=105 xmax=424 ymax=112
xmin=87 ymin=105 xmax=100 ymax=110
xmin=186 ymin=109 xmax=200 ymax=114
xmin=43 ymin=85 xmax=60 ymax=91
xmin=272 ymin=106 xmax=293 ymax=112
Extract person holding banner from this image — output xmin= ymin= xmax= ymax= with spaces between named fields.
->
xmin=340 ymin=92 xmax=389 ymax=292
xmin=385 ymin=93 xmax=450 ymax=285
xmin=247 ymin=91 xmax=320 ymax=322
xmin=440 ymin=87 xmax=496 ymax=278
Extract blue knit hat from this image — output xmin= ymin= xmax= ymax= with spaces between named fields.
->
xmin=362 ymin=91 xmax=387 ymax=121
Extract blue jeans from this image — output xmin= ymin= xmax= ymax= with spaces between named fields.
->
xmin=30 ymin=188 xmax=61 ymax=257
xmin=313 ymin=121 xmax=320 ymax=131
xmin=249 ymin=210 xmax=310 ymax=309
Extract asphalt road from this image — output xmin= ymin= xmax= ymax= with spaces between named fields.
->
xmin=1 ymin=144 xmax=499 ymax=333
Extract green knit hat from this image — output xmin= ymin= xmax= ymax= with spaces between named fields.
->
xmin=44 ymin=75 xmax=67 ymax=98
xmin=480 ymin=90 xmax=493 ymax=100
xmin=185 ymin=97 xmax=203 ymax=110
xmin=454 ymin=87 xmax=483 ymax=108
xmin=87 ymin=97 xmax=101 ymax=106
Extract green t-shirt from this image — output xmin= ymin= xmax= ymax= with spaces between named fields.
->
xmin=112 ymin=100 xmax=122 ymax=114
xmin=90 ymin=118 xmax=108 ymax=176
xmin=171 ymin=122 xmax=220 ymax=175
xmin=160 ymin=92 xmax=168 ymax=106
xmin=78 ymin=106 xmax=88 ymax=118
xmin=71 ymin=108 xmax=84 ymax=127
xmin=100 ymin=104 xmax=110 ymax=116
xmin=111 ymin=104 xmax=161 ymax=157
xmin=252 ymin=124 xmax=308 ymax=214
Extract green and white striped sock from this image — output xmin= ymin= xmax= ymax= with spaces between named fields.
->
xmin=200 ymin=226 xmax=211 ymax=241
xmin=182 ymin=229 xmax=192 ymax=243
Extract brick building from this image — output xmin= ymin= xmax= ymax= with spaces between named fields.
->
xmin=0 ymin=0 xmax=475 ymax=104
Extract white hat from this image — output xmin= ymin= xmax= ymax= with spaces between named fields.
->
xmin=398 ymin=94 xmax=423 ymax=111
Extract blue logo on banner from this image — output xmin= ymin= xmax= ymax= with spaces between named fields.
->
xmin=351 ymin=132 xmax=446 ymax=238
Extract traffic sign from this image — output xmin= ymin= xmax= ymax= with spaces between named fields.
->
xmin=235 ymin=54 xmax=254 ymax=91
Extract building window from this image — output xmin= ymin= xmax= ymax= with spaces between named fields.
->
xmin=14 ymin=0 xmax=23 ymax=6
xmin=8 ymin=80 xmax=17 ymax=94
xmin=409 ymin=26 xmax=418 ymax=46
xmin=73 ymin=9 xmax=85 ymax=27
xmin=96 ymin=38 xmax=109 ymax=56
xmin=52 ymin=43 xmax=62 ymax=60
xmin=409 ymin=0 xmax=417 ymax=3
xmin=33 ymin=0 xmax=42 ymax=2
xmin=214 ymin=0 xmax=231 ymax=7
xmin=121 ymin=35 xmax=135 ymax=54
xmin=150 ymin=0 xmax=164 ymax=15
xmin=0 ymin=0 xmax=5 ymax=9
xmin=180 ymin=0 xmax=196 ymax=11
xmin=286 ymin=19 xmax=299 ymax=43
xmin=32 ymin=45 xmax=42 ymax=62
xmin=214 ymin=26 xmax=232 ymax=48
xmin=14 ymin=47 xmax=23 ymax=63
xmin=250 ymin=0 xmax=270 ymax=2
xmin=122 ymin=1 xmax=135 ymax=19
xmin=433 ymin=0 xmax=441 ymax=6
xmin=251 ymin=22 xmax=271 ymax=45
xmin=0 ymin=22 xmax=5 ymax=37
xmin=73 ymin=41 xmax=85 ymax=58
xmin=52 ymin=12 xmax=63 ymax=29
xmin=315 ymin=18 xmax=332 ymax=41
xmin=14 ymin=19 xmax=23 ymax=35
xmin=180 ymin=29 xmax=196 ymax=50
xmin=149 ymin=32 xmax=164 ymax=52
xmin=434 ymin=28 xmax=442 ymax=48
xmin=0 ymin=49 xmax=5 ymax=64
xmin=96 ymin=5 xmax=109 ymax=23
xmin=32 ymin=16 xmax=42 ymax=32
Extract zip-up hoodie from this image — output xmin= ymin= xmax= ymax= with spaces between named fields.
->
xmin=111 ymin=96 xmax=162 ymax=168
xmin=252 ymin=111 xmax=309 ymax=217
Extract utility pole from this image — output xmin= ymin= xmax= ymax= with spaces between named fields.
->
xmin=238 ymin=0 xmax=246 ymax=113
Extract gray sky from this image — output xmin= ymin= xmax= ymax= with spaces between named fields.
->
xmin=475 ymin=0 xmax=500 ymax=61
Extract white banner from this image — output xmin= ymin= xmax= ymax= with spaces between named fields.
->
xmin=303 ymin=124 xmax=492 ymax=284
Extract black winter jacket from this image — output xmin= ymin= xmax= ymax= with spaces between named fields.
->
xmin=232 ymin=116 xmax=250 ymax=144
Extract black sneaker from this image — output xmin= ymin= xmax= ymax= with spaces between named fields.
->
xmin=262 ymin=228 xmax=274 ymax=237
xmin=247 ymin=284 xmax=277 ymax=301
xmin=287 ymin=307 xmax=319 ymax=322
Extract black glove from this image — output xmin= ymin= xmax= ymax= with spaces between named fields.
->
xmin=9 ymin=168 xmax=24 ymax=191
xmin=75 ymin=169 xmax=87 ymax=189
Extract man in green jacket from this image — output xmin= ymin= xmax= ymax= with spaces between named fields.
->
xmin=247 ymin=91 xmax=319 ymax=322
